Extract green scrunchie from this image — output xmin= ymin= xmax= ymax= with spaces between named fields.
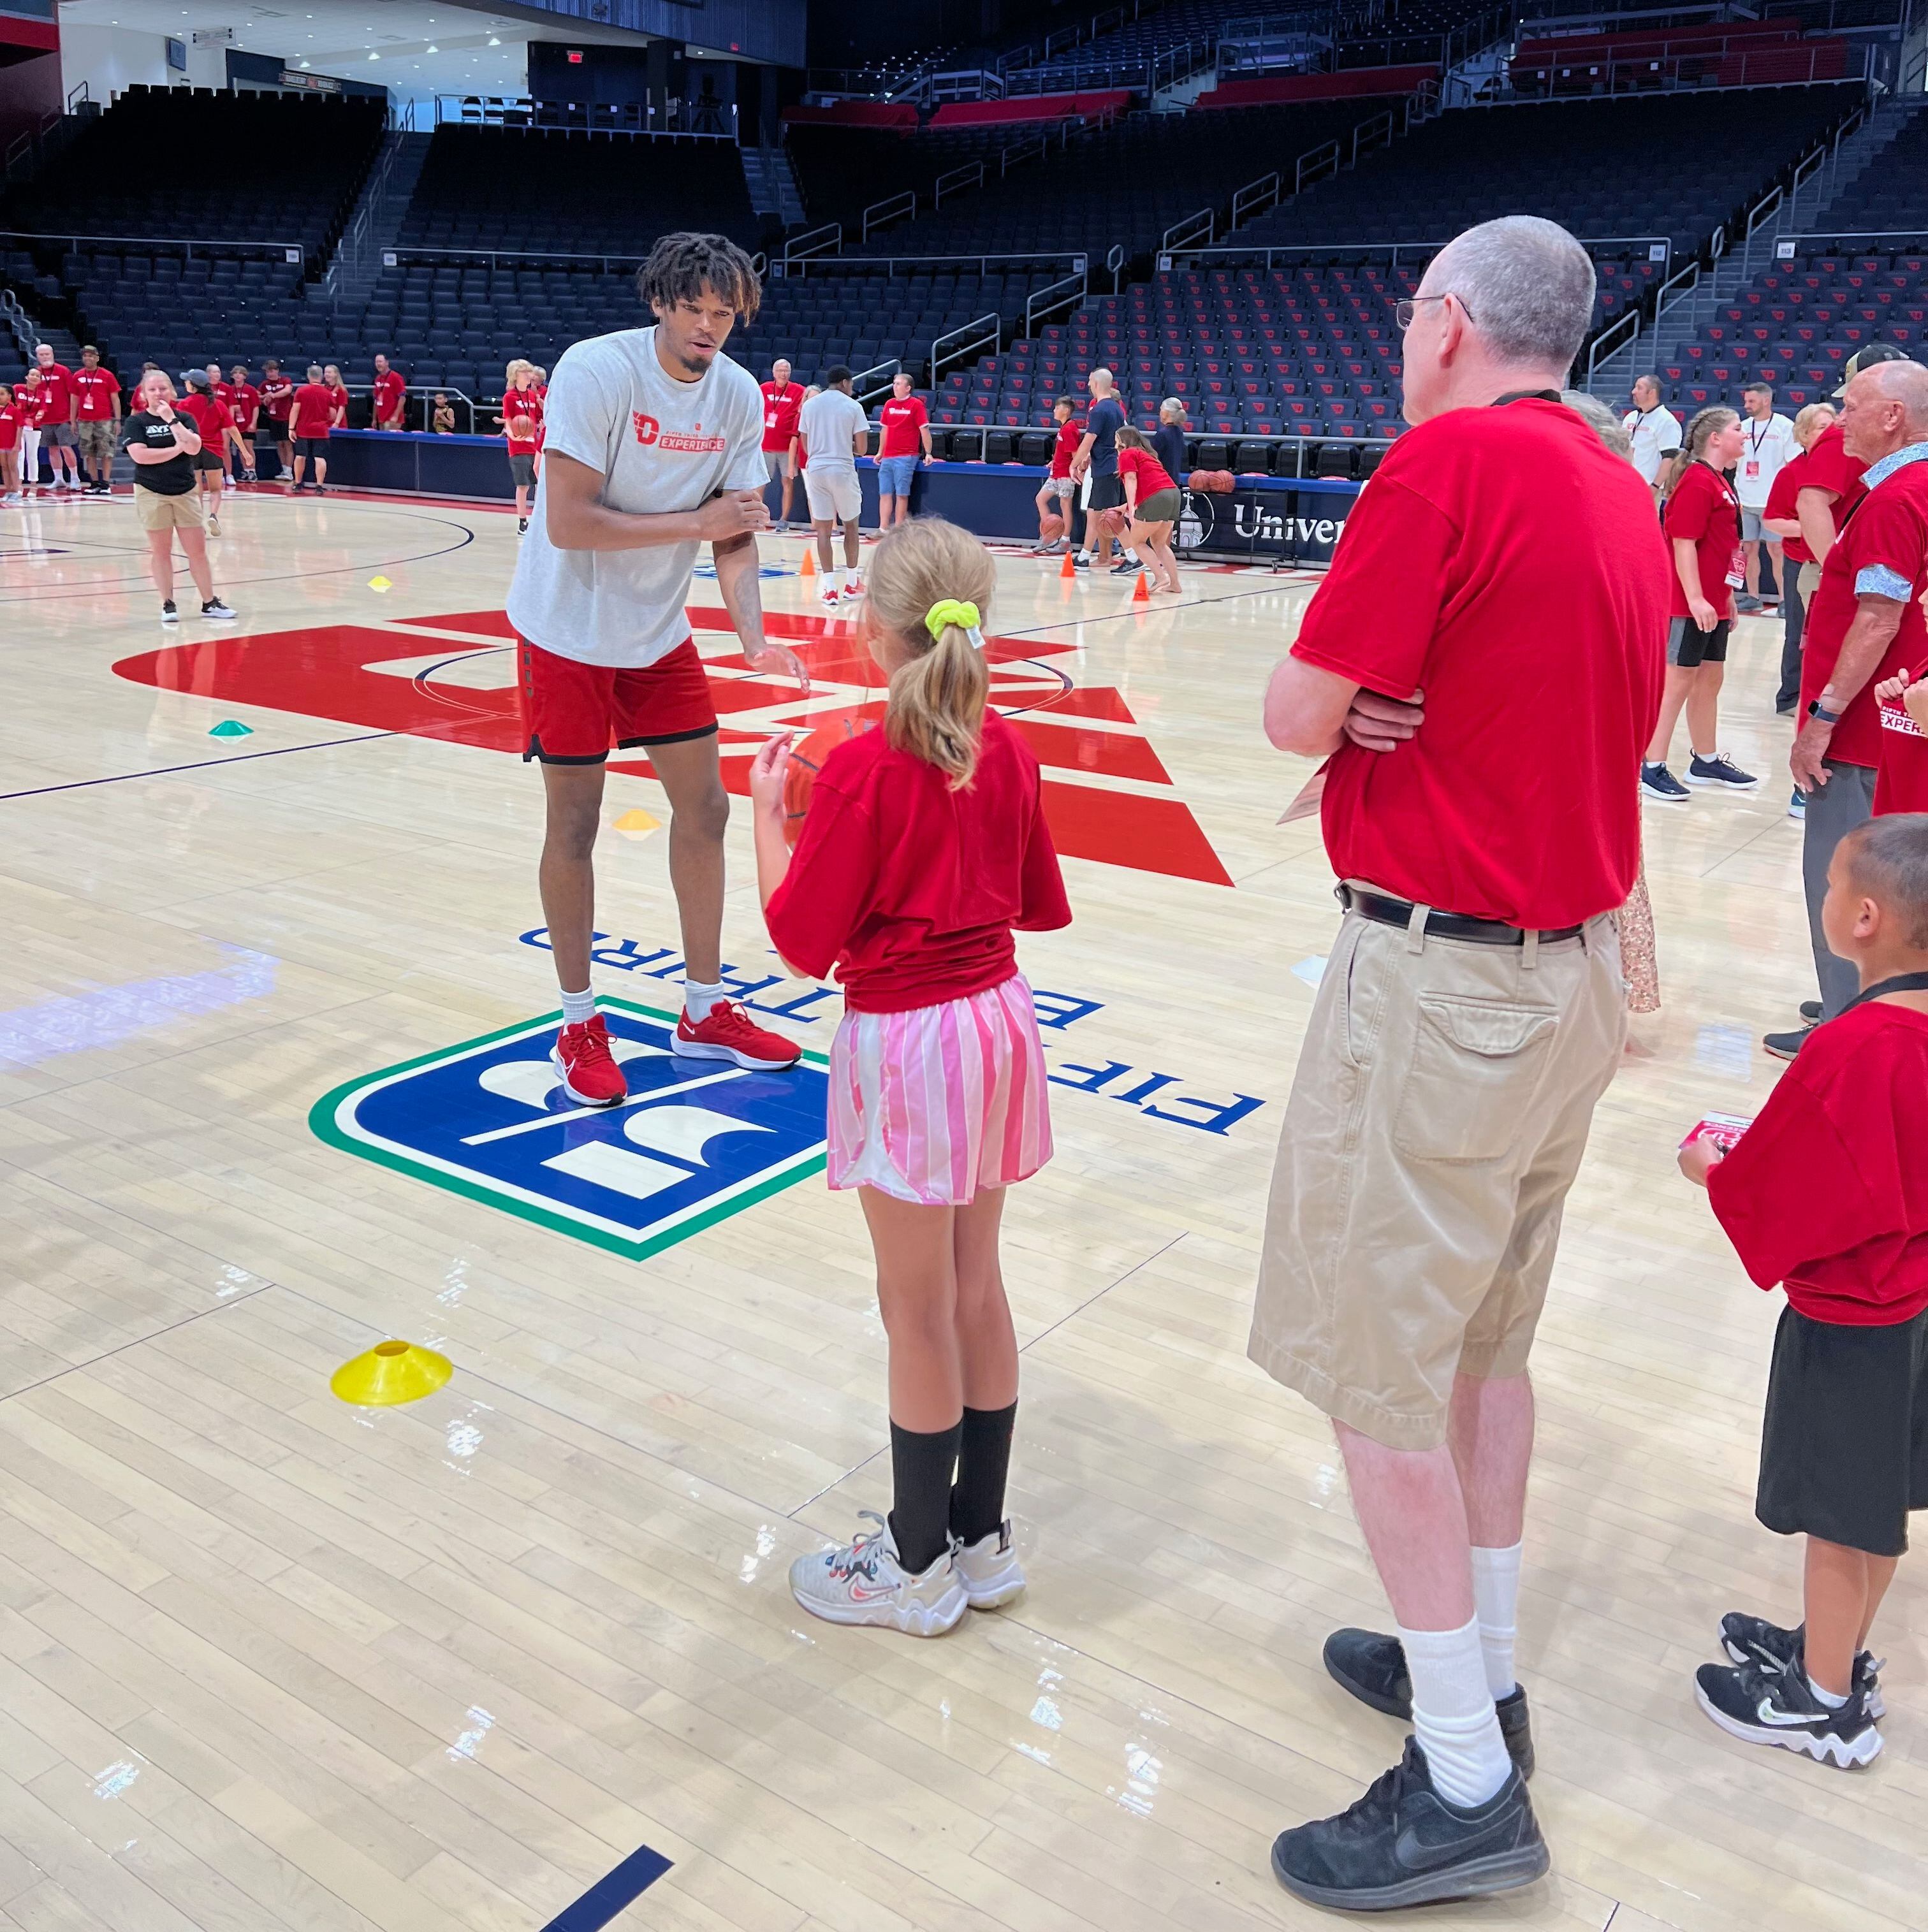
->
xmin=924 ymin=598 xmax=981 ymax=643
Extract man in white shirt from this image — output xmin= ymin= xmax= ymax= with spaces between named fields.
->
xmin=507 ymin=230 xmax=808 ymax=1103
xmin=1735 ymin=379 xmax=1798 ymax=614
xmin=796 ymin=365 xmax=869 ymax=607
xmin=1623 ymin=374 xmax=1683 ymax=502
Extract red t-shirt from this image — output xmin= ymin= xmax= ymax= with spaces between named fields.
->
xmin=760 ymin=379 xmax=803 ymax=453
xmin=504 ymin=409 xmax=539 ymax=458
xmin=373 ymin=368 xmax=407 ymax=422
xmin=1799 ymin=460 xmax=1928 ymax=770
xmin=1764 ymin=449 xmax=1814 ymax=565
xmin=23 ymin=386 xmax=50 ymax=426
xmin=0 ymin=403 xmax=18 ymax=451
xmin=1118 ymin=444 xmax=1176 ymax=499
xmin=229 ymin=382 xmax=261 ymax=430
xmin=261 ymin=375 xmax=295 ymax=422
xmin=1802 ymin=421 xmax=1867 ymax=531
xmin=764 ymin=711 xmax=1072 ymax=1012
xmin=290 ymin=382 xmax=335 ymax=439
xmin=1874 ymin=697 xmax=1928 ymax=814
xmin=1707 ymin=1000 xmax=1928 ymax=1325
xmin=211 ymin=380 xmax=235 ymax=411
xmin=328 ymin=382 xmax=351 ymax=424
xmin=1049 ymin=418 xmax=1083 ymax=479
xmin=1663 ymin=461 xmax=1741 ymax=618
xmin=877 ymin=395 xmax=929 ymax=460
xmin=178 ymin=392 xmax=231 ymax=440
xmin=31 ymin=362 xmax=72 ymax=419
xmin=1291 ymin=398 xmax=1670 ymax=928
xmin=71 ymin=367 xmax=120 ymax=421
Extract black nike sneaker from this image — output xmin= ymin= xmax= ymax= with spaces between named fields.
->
xmin=1718 ymin=1612 xmax=1884 ymax=1716
xmin=1270 ymin=1737 xmax=1549 ymax=1910
xmin=1695 ymin=1655 xmax=1882 ymax=1767
xmin=1323 ymin=1627 xmax=1535 ymax=1778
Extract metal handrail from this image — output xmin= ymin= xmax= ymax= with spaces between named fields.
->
xmin=1106 ymin=242 xmax=1126 ymax=291
xmin=852 ymin=356 xmax=903 ymax=405
xmin=1000 ymin=133 xmax=1048 ymax=174
xmin=1025 ymin=268 xmax=1089 ymax=336
xmin=1162 ymin=207 xmax=1215 ymax=253
xmin=1171 ymin=232 xmax=1673 ymax=270
xmin=785 ymin=248 xmax=1087 ymax=277
xmin=1232 ymin=171 xmax=1283 ymax=225
xmin=379 ymin=243 xmax=654 ymax=272
xmin=861 ymin=190 xmax=917 ymax=240
xmin=931 ymin=309 xmax=1000 ymax=384
xmin=432 ymin=93 xmax=739 ymax=138
xmin=1492 ymin=38 xmax=1878 ymax=99
xmin=933 ymin=163 xmax=985 ymax=207
xmin=782 ymin=222 xmax=845 ymax=266
xmin=337 ymin=381 xmax=480 ymax=433
xmin=0 ymin=228 xmax=305 ymax=266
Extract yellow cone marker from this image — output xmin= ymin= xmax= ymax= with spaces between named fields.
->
xmin=613 ymin=808 xmax=661 ymax=838
xmin=330 ymin=1339 xmax=451 ymax=1406
xmin=368 ymin=575 xmax=393 ymax=593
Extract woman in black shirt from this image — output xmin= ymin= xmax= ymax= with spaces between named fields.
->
xmin=124 ymin=371 xmax=237 ymax=625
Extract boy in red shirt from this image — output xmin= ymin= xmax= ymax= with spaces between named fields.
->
xmin=1681 ymin=813 xmax=1928 ymax=1768
xmin=1640 ymin=407 xmax=1756 ymax=801
xmin=71 ymin=347 xmax=122 ymax=496
xmin=228 ymin=365 xmax=261 ymax=483
xmin=0 ymin=382 xmax=22 ymax=503
xmin=504 ymin=403 xmax=538 ymax=535
xmin=1033 ymin=396 xmax=1081 ymax=554
xmin=259 ymin=361 xmax=294 ymax=479
xmin=875 ymin=370 xmax=930 ymax=530
xmin=749 ymin=516 xmax=1070 ymax=1638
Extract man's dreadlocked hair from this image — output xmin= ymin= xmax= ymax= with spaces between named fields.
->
xmin=636 ymin=231 xmax=761 ymax=324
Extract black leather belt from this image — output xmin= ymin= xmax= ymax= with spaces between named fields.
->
xmin=1338 ymin=885 xmax=1584 ymax=947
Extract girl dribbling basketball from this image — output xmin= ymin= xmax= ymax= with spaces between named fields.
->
xmin=749 ymin=516 xmax=1071 ymax=1636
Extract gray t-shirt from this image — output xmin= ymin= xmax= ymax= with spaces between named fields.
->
xmin=506 ymin=326 xmax=766 ymax=669
xmin=797 ymin=387 xmax=868 ymax=470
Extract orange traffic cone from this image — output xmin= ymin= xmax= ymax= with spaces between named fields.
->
xmin=1132 ymin=569 xmax=1151 ymax=603
xmin=1058 ymin=547 xmax=1077 ymax=581
xmin=800 ymin=547 xmax=816 ymax=579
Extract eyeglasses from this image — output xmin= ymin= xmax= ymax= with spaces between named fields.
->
xmin=1395 ymin=294 xmax=1475 ymax=331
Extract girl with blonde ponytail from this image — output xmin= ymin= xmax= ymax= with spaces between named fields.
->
xmin=749 ymin=515 xmax=1072 ymax=1636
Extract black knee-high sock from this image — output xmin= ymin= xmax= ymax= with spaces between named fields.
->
xmin=887 ymin=1419 xmax=961 ymax=1576
xmin=950 ymin=1400 xmax=1018 ymax=1546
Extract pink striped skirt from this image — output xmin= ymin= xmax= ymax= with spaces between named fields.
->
xmin=827 ymin=975 xmax=1053 ymax=1205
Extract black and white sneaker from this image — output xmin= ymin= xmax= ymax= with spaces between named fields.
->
xmin=1720 ymin=1612 xmax=1885 ymax=1717
xmin=1685 ymin=752 xmax=1760 ymax=789
xmin=1109 ymin=556 xmax=1141 ymax=576
xmin=1324 ymin=1628 xmax=1535 ymax=1778
xmin=201 ymin=597 xmax=238 ymax=622
xmin=1798 ymin=1000 xmax=1823 ymax=1024
xmin=1764 ymin=1025 xmax=1813 ymax=1061
xmin=159 ymin=599 xmax=179 ymax=625
xmin=1270 ymin=1738 xmax=1549 ymax=1910
xmin=517 ymin=516 xmax=529 ymax=535
xmin=1695 ymin=1655 xmax=1882 ymax=1767
xmin=1071 ymin=551 xmax=1090 ymax=570
xmin=1640 ymin=761 xmax=1690 ymax=803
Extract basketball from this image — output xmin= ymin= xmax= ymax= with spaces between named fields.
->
xmin=782 ymin=716 xmax=873 ymax=847
xmin=1039 ymin=508 xmax=1066 ymax=542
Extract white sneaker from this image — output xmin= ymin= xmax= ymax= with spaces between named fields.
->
xmin=953 ymin=1519 xmax=1025 ymax=1609
xmin=789 ymin=1512 xmax=967 ymax=1636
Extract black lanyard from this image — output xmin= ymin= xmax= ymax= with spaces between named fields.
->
xmin=1839 ymin=971 xmax=1928 ymax=1016
xmin=1748 ymin=419 xmax=1772 ymax=458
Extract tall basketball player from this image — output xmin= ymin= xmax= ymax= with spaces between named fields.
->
xmin=506 ymin=230 xmax=808 ymax=1102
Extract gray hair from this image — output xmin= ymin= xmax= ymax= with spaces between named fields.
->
xmin=1868 ymin=358 xmax=1928 ymax=435
xmin=1560 ymin=389 xmax=1633 ymax=462
xmin=1159 ymin=395 xmax=1186 ymax=422
xmin=1428 ymin=217 xmax=1596 ymax=372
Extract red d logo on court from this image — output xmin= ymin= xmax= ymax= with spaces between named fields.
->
xmin=632 ymin=412 xmax=659 ymax=446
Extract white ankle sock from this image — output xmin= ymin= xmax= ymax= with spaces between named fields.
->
xmin=1470 ymin=1542 xmax=1523 ymax=1699
xmin=1398 ymin=1616 xmax=1513 ymax=1810
xmin=559 ymin=986 xmax=595 ymax=1027
xmin=1807 ymin=1671 xmax=1849 ymax=1710
xmin=683 ymin=978 xmax=726 ymax=1022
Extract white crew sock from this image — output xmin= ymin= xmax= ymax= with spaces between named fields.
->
xmin=843 ymin=569 xmax=860 ymax=590
xmin=683 ymin=978 xmax=727 ymax=1022
xmin=1398 ymin=1616 xmax=1513 ymax=1810
xmin=559 ymin=986 xmax=596 ymax=1027
xmin=1470 ymin=1541 xmax=1523 ymax=1700
xmin=1807 ymin=1672 xmax=1849 ymax=1709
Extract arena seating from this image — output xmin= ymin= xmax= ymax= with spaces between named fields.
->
xmin=1229 ymin=87 xmax=1862 ymax=256
xmin=1 ymin=86 xmax=384 ymax=265
xmin=395 ymin=124 xmax=762 ymax=256
xmin=844 ymin=99 xmax=1424 ymax=264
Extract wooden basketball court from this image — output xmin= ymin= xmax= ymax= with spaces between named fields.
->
xmin=0 ymin=486 xmax=1917 ymax=1932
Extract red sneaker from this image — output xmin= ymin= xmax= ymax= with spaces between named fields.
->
xmin=551 ymin=1013 xmax=627 ymax=1106
xmin=673 ymin=999 xmax=801 ymax=1071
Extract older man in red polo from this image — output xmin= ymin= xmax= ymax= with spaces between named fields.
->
xmin=1253 ymin=215 xmax=1670 ymax=1911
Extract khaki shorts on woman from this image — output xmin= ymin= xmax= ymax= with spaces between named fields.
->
xmin=135 ymin=488 xmax=205 ymax=532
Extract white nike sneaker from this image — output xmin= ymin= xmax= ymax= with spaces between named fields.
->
xmin=789 ymin=1511 xmax=967 ymax=1636
xmin=953 ymin=1519 xmax=1025 ymax=1609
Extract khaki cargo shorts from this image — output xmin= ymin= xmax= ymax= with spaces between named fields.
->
xmin=1248 ymin=886 xmax=1626 ymax=1449
xmin=134 ymin=487 xmax=205 ymax=532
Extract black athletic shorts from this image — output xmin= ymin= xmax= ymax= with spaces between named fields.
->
xmin=1087 ymin=470 xmax=1125 ymax=512
xmin=193 ymin=448 xmax=225 ymax=472
xmin=1756 ymin=1301 xmax=1928 ymax=1557
xmin=1667 ymin=614 xmax=1731 ymax=668
xmin=295 ymin=436 xmax=330 ymax=461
